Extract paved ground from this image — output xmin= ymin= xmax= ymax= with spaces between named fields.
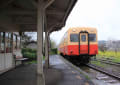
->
xmin=0 ymin=55 xmax=94 ymax=85
xmin=48 ymin=55 xmax=94 ymax=85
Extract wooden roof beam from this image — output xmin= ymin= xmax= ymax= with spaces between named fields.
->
xmin=44 ymin=0 xmax=55 ymax=9
xmin=0 ymin=0 xmax=15 ymax=8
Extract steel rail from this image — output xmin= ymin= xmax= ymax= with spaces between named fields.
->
xmin=92 ymin=59 xmax=120 ymax=66
xmin=86 ymin=63 xmax=120 ymax=80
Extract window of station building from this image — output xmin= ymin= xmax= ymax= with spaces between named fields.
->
xmin=17 ymin=36 xmax=20 ymax=49
xmin=13 ymin=34 xmax=17 ymax=50
xmin=89 ymin=34 xmax=96 ymax=42
xmin=0 ymin=32 xmax=3 ymax=53
xmin=81 ymin=35 xmax=86 ymax=42
xmin=8 ymin=33 xmax=12 ymax=53
xmin=0 ymin=32 xmax=5 ymax=53
xmin=6 ymin=32 xmax=12 ymax=53
xmin=70 ymin=34 xmax=78 ymax=42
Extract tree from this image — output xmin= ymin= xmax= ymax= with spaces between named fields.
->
xmin=21 ymin=32 xmax=32 ymax=47
xmin=99 ymin=44 xmax=107 ymax=52
xmin=50 ymin=39 xmax=56 ymax=49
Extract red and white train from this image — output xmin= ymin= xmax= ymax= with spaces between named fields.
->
xmin=58 ymin=27 xmax=98 ymax=63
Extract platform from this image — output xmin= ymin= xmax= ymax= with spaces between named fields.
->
xmin=0 ymin=55 xmax=94 ymax=85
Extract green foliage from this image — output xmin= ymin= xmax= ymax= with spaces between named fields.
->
xmin=22 ymin=48 xmax=45 ymax=61
xmin=22 ymin=48 xmax=37 ymax=54
xmin=22 ymin=48 xmax=37 ymax=60
xmin=91 ymin=61 xmax=105 ymax=67
xmin=23 ymin=52 xmax=36 ymax=60
xmin=50 ymin=48 xmax=57 ymax=55
xmin=98 ymin=51 xmax=120 ymax=63
xmin=50 ymin=40 xmax=56 ymax=49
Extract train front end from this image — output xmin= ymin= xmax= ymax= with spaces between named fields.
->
xmin=67 ymin=27 xmax=98 ymax=63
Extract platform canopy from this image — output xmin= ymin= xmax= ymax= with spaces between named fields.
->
xmin=0 ymin=0 xmax=77 ymax=32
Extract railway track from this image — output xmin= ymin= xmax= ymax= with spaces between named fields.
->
xmin=85 ymin=63 xmax=120 ymax=85
xmin=92 ymin=59 xmax=120 ymax=66
xmin=86 ymin=63 xmax=120 ymax=80
xmin=63 ymin=57 xmax=120 ymax=85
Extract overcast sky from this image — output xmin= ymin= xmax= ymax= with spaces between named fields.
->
xmin=50 ymin=0 xmax=120 ymax=45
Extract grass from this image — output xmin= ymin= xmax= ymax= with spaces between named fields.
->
xmin=90 ymin=61 xmax=105 ymax=68
xmin=97 ymin=51 xmax=120 ymax=63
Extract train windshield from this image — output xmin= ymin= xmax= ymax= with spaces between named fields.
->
xmin=70 ymin=34 xmax=78 ymax=42
xmin=89 ymin=34 xmax=96 ymax=42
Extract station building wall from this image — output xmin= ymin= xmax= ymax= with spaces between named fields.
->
xmin=0 ymin=32 xmax=22 ymax=74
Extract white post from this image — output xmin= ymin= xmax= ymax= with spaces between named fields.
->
xmin=45 ymin=31 xmax=49 ymax=68
xmin=37 ymin=0 xmax=44 ymax=75
xmin=37 ymin=0 xmax=45 ymax=85
xmin=0 ymin=32 xmax=1 ymax=52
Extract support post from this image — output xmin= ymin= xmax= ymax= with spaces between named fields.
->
xmin=3 ymin=32 xmax=6 ymax=68
xmin=37 ymin=0 xmax=44 ymax=76
xmin=20 ymin=33 xmax=22 ymax=49
xmin=3 ymin=32 xmax=6 ymax=53
xmin=16 ymin=35 xmax=18 ymax=50
xmin=37 ymin=0 xmax=45 ymax=85
xmin=0 ymin=32 xmax=1 ymax=52
xmin=11 ymin=33 xmax=13 ymax=54
xmin=45 ymin=31 xmax=49 ymax=68
xmin=11 ymin=33 xmax=15 ymax=67
xmin=48 ymin=33 xmax=50 ymax=66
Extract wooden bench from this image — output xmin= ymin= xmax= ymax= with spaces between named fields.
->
xmin=16 ymin=58 xmax=28 ymax=64
xmin=14 ymin=55 xmax=28 ymax=66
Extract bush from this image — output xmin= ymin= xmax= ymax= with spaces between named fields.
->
xmin=22 ymin=48 xmax=37 ymax=54
xmin=50 ymin=48 xmax=57 ymax=55
xmin=22 ymin=48 xmax=37 ymax=60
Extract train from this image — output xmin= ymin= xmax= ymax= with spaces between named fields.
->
xmin=58 ymin=27 xmax=98 ymax=63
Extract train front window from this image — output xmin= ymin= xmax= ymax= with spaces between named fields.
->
xmin=70 ymin=34 xmax=78 ymax=42
xmin=89 ymin=34 xmax=96 ymax=42
xmin=81 ymin=35 xmax=86 ymax=42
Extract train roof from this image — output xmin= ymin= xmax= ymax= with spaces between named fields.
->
xmin=67 ymin=27 xmax=97 ymax=32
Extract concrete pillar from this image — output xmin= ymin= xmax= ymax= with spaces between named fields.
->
xmin=11 ymin=33 xmax=15 ymax=67
xmin=0 ymin=32 xmax=1 ymax=52
xmin=37 ymin=0 xmax=44 ymax=75
xmin=48 ymin=33 xmax=50 ymax=65
xmin=45 ymin=31 xmax=49 ymax=68
xmin=37 ymin=0 xmax=45 ymax=85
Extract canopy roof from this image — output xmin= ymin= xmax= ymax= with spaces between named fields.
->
xmin=0 ymin=0 xmax=77 ymax=32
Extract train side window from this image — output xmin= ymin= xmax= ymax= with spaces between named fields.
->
xmin=81 ymin=35 xmax=86 ymax=42
xmin=70 ymin=34 xmax=78 ymax=42
xmin=89 ymin=34 xmax=96 ymax=42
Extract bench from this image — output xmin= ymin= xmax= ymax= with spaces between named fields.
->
xmin=14 ymin=55 xmax=28 ymax=66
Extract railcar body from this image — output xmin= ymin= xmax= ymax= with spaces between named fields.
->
xmin=58 ymin=27 xmax=98 ymax=63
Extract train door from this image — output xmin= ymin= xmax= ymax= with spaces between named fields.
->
xmin=79 ymin=31 xmax=89 ymax=55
